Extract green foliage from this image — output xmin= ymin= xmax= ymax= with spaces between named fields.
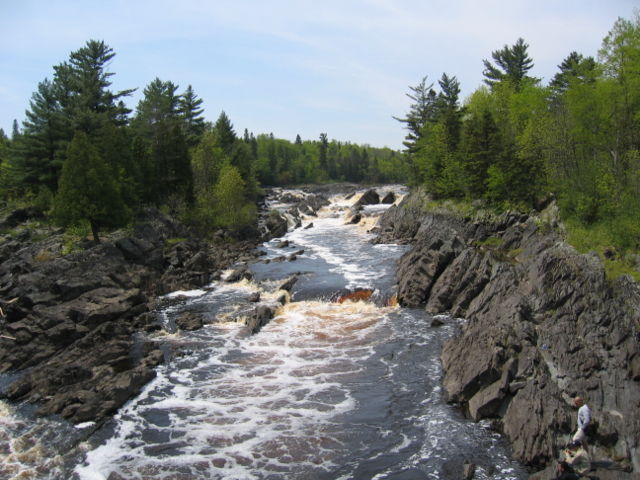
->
xmin=212 ymin=163 xmax=256 ymax=228
xmin=482 ymin=38 xmax=535 ymax=90
xmin=564 ymin=217 xmax=640 ymax=282
xmin=61 ymin=220 xmax=92 ymax=255
xmin=52 ymin=131 xmax=129 ymax=242
xmin=179 ymin=85 xmax=205 ymax=147
xmin=165 ymin=237 xmax=187 ymax=246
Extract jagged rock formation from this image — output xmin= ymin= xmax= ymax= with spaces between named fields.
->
xmin=0 ymin=208 xmax=257 ymax=425
xmin=376 ymin=190 xmax=640 ymax=476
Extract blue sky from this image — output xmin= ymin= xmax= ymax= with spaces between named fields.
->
xmin=0 ymin=0 xmax=637 ymax=149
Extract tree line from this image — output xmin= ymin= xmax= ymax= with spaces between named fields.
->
xmin=0 ymin=40 xmax=408 ymax=241
xmin=396 ymin=14 xmax=640 ymax=251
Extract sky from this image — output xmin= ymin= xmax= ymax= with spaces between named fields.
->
xmin=0 ymin=1 xmax=637 ymax=150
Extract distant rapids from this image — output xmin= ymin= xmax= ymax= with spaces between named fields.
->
xmin=1 ymin=188 xmax=527 ymax=479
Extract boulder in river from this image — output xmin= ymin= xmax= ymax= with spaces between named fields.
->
xmin=354 ymin=189 xmax=380 ymax=207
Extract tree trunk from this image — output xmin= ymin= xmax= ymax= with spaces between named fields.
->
xmin=90 ymin=220 xmax=101 ymax=244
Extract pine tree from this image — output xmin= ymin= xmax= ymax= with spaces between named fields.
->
xmin=549 ymin=51 xmax=597 ymax=98
xmin=461 ymin=110 xmax=502 ymax=198
xmin=213 ymin=111 xmax=236 ymax=155
xmin=393 ymin=76 xmax=438 ymax=153
xmin=56 ymin=40 xmax=134 ymax=135
xmin=133 ymin=78 xmax=180 ymax=134
xmin=483 ymin=38 xmax=535 ymax=90
xmin=318 ymin=133 xmax=329 ymax=173
xmin=178 ymin=84 xmax=205 ymax=147
xmin=15 ymin=79 xmax=70 ymax=191
xmin=53 ymin=131 xmax=128 ymax=242
xmin=11 ymin=120 xmax=20 ymax=140
xmin=14 ymin=40 xmax=133 ymax=195
xmin=437 ymin=73 xmax=463 ymax=151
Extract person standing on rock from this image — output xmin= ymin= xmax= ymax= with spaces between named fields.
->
xmin=572 ymin=396 xmax=591 ymax=444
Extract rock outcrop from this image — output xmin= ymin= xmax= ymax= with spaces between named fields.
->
xmin=376 ymin=190 xmax=640 ymax=474
xmin=0 ymin=208 xmax=257 ymax=425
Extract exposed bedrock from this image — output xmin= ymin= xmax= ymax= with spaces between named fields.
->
xmin=376 ymin=190 xmax=640 ymax=474
xmin=0 ymin=208 xmax=258 ymax=425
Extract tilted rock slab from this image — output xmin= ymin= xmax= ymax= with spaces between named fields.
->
xmin=377 ymin=190 xmax=640 ymax=473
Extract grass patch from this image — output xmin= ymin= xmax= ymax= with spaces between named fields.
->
xmin=565 ymin=218 xmax=640 ymax=282
xmin=165 ymin=237 xmax=187 ymax=246
xmin=61 ymin=221 xmax=91 ymax=255
xmin=475 ymin=236 xmax=504 ymax=249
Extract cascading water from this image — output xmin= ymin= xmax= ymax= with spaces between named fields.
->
xmin=1 ymin=188 xmax=528 ymax=479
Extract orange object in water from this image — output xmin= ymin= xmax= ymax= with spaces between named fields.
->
xmin=386 ymin=295 xmax=398 ymax=307
xmin=337 ymin=289 xmax=374 ymax=304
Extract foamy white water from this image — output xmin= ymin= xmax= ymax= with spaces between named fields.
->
xmin=3 ymin=188 xmax=527 ymax=480
xmin=76 ymin=300 xmax=395 ymax=479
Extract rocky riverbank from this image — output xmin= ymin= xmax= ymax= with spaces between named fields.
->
xmin=0 ymin=189 xmax=332 ymax=429
xmin=374 ymin=189 xmax=640 ymax=478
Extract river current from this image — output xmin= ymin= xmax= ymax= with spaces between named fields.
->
xmin=1 ymin=188 xmax=528 ymax=479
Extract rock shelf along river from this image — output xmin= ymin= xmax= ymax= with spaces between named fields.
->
xmin=2 ymin=188 xmax=528 ymax=480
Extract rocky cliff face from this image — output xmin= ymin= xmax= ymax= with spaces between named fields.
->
xmin=0 ymin=208 xmax=258 ymax=425
xmin=375 ymin=191 xmax=640 ymax=476
xmin=0 ymin=191 xmax=330 ymax=429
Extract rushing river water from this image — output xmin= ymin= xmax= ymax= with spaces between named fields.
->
xmin=1 ymin=188 xmax=528 ymax=480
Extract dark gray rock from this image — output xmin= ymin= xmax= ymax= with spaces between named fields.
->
xmin=0 ymin=206 xmax=261 ymax=428
xmin=381 ymin=191 xmax=396 ymax=204
xmin=279 ymin=275 xmax=298 ymax=292
xmin=248 ymin=292 xmax=261 ymax=303
xmin=225 ymin=266 xmax=253 ymax=283
xmin=354 ymin=189 xmax=380 ymax=207
xmin=463 ymin=462 xmax=476 ymax=480
xmin=347 ymin=213 xmax=362 ymax=225
xmin=380 ymin=188 xmax=640 ymax=472
xmin=175 ymin=312 xmax=204 ymax=331
xmin=245 ymin=304 xmax=277 ymax=334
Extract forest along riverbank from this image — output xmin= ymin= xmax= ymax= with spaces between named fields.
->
xmin=375 ymin=188 xmax=640 ymax=478
xmin=71 ymin=186 xmax=527 ymax=480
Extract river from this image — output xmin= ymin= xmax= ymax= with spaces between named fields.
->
xmin=1 ymin=188 xmax=528 ymax=479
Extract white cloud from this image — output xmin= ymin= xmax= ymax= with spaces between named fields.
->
xmin=0 ymin=0 xmax=637 ymax=147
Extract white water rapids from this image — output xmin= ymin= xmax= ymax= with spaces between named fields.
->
xmin=1 ymin=188 xmax=528 ymax=479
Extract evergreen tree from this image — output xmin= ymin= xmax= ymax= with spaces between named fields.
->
xmin=461 ymin=110 xmax=502 ymax=197
xmin=132 ymin=78 xmax=189 ymax=205
xmin=14 ymin=79 xmax=69 ymax=192
xmin=55 ymin=40 xmax=134 ymax=135
xmin=150 ymin=121 xmax=193 ymax=205
xmin=437 ymin=73 xmax=463 ymax=151
xmin=393 ymin=76 xmax=438 ymax=153
xmin=178 ymin=84 xmax=205 ymax=147
xmin=483 ymin=38 xmax=535 ymax=90
xmin=52 ymin=131 xmax=128 ymax=242
xmin=318 ymin=133 xmax=329 ymax=173
xmin=0 ymin=129 xmax=7 ymax=166
xmin=213 ymin=111 xmax=236 ymax=154
xmin=11 ymin=120 xmax=20 ymax=140
xmin=96 ymin=122 xmax=140 ymax=206
xmin=133 ymin=78 xmax=180 ymax=134
xmin=549 ymin=51 xmax=597 ymax=97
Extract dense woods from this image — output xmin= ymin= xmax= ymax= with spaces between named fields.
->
xmin=397 ymin=14 xmax=640 ymax=256
xmin=0 ymin=13 xmax=639 ymax=258
xmin=0 ymin=40 xmax=406 ymax=240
